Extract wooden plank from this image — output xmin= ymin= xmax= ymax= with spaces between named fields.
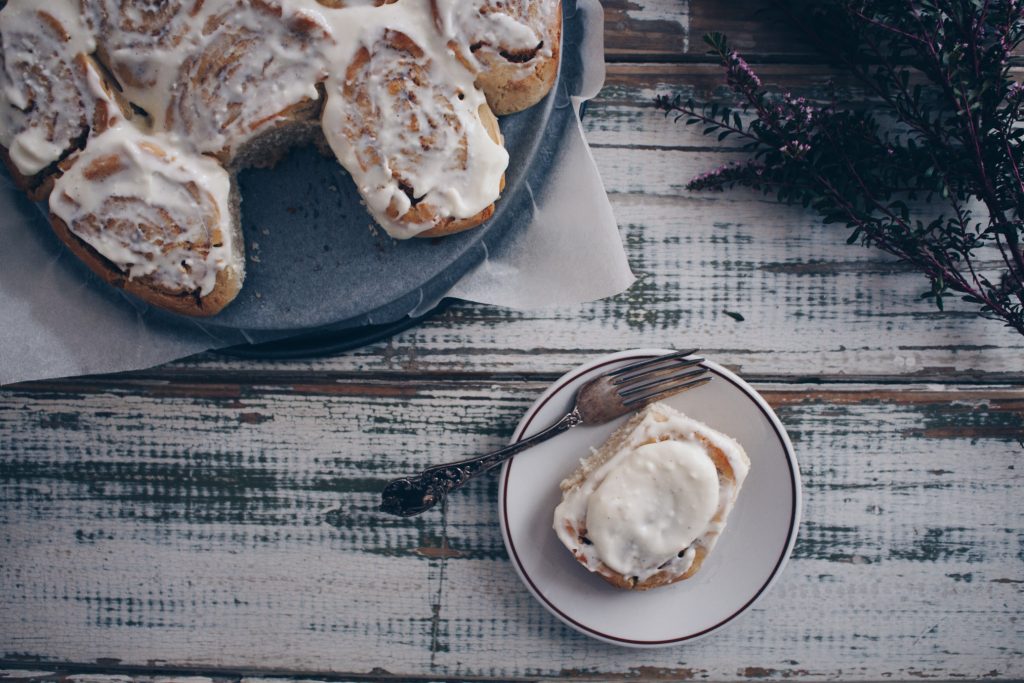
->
xmin=0 ymin=674 xmax=472 ymax=683
xmin=603 ymin=0 xmax=1024 ymax=62
xmin=603 ymin=0 xmax=808 ymax=61
xmin=600 ymin=62 xmax=906 ymax=116
xmin=0 ymin=672 xmax=56 ymax=681
xmin=1 ymin=382 xmax=1021 ymax=679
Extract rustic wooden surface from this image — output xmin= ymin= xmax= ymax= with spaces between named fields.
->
xmin=2 ymin=0 xmax=1023 ymax=680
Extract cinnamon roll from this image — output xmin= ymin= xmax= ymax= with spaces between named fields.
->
xmin=0 ymin=1 xmax=97 ymax=196
xmin=553 ymin=403 xmax=750 ymax=591
xmin=87 ymin=0 xmax=200 ymax=90
xmin=93 ymin=0 xmax=333 ymax=163
xmin=49 ymin=106 xmax=243 ymax=316
xmin=432 ymin=0 xmax=561 ymax=115
xmin=321 ymin=24 xmax=508 ymax=239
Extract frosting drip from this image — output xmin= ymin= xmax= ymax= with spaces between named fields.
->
xmin=50 ymin=121 xmax=234 ymax=296
xmin=433 ymin=0 xmax=558 ymax=70
xmin=320 ymin=8 xmax=508 ymax=237
xmin=93 ymin=0 xmax=334 ymax=159
xmin=49 ymin=67 xmax=234 ymax=297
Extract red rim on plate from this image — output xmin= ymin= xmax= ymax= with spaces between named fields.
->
xmin=499 ymin=351 xmax=801 ymax=646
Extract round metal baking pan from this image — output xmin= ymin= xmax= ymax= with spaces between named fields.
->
xmin=194 ymin=0 xmax=583 ymax=354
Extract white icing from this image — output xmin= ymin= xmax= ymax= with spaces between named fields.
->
xmin=92 ymin=0 xmax=511 ymax=237
xmin=94 ymin=0 xmax=334 ymax=159
xmin=8 ymin=128 xmax=67 ymax=176
xmin=0 ymin=0 xmax=96 ymax=175
xmin=319 ymin=2 xmax=510 ymax=238
xmin=585 ymin=440 xmax=720 ymax=577
xmin=553 ymin=402 xmax=750 ymax=583
xmin=0 ymin=0 xmax=554 ymax=296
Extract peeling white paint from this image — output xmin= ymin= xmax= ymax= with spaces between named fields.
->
xmin=0 ymin=673 xmax=55 ymax=681
xmin=626 ymin=0 xmax=691 ymax=51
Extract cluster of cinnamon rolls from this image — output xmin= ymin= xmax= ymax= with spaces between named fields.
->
xmin=0 ymin=0 xmax=560 ymax=315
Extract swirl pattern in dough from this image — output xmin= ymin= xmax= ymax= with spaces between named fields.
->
xmin=0 ymin=3 xmax=96 ymax=189
xmin=49 ymin=93 xmax=241 ymax=313
xmin=432 ymin=0 xmax=561 ymax=114
xmin=322 ymin=27 xmax=507 ymax=238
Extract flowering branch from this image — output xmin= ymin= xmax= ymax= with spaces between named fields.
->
xmin=656 ymin=3 xmax=1024 ymax=336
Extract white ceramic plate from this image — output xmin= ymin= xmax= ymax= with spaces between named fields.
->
xmin=499 ymin=349 xmax=801 ymax=647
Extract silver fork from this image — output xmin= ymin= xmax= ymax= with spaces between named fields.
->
xmin=379 ymin=350 xmax=711 ymax=517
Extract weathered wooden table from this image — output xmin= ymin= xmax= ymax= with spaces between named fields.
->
xmin=2 ymin=1 xmax=1022 ymax=681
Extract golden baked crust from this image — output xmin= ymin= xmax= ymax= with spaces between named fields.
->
xmin=0 ymin=52 xmax=124 ymax=200
xmin=328 ymin=29 xmax=507 ymax=238
xmin=47 ymin=124 xmax=245 ymax=318
xmin=433 ymin=0 xmax=562 ymax=115
xmin=415 ymin=104 xmax=506 ymax=238
xmin=474 ymin=8 xmax=562 ymax=115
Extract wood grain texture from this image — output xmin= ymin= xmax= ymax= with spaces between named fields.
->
xmin=1 ymin=381 xmax=1021 ymax=679
xmin=602 ymin=0 xmax=1024 ymax=61
xmin=603 ymin=0 xmax=800 ymax=61
xmin=3 ymin=0 xmax=1023 ymax=680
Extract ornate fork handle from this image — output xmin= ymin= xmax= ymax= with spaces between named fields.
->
xmin=380 ymin=408 xmax=583 ymax=516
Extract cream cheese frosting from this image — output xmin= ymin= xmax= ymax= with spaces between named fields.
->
xmin=319 ymin=2 xmax=509 ymax=238
xmin=432 ymin=0 xmax=559 ymax=66
xmin=554 ymin=402 xmax=750 ymax=585
xmin=585 ymin=440 xmax=720 ymax=577
xmin=49 ymin=119 xmax=235 ymax=297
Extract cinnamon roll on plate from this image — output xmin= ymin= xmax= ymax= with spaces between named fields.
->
xmin=554 ymin=402 xmax=750 ymax=590
xmin=500 ymin=350 xmax=800 ymax=645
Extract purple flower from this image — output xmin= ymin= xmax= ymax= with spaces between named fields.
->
xmin=725 ymin=51 xmax=762 ymax=91
xmin=686 ymin=161 xmax=769 ymax=191
xmin=780 ymin=140 xmax=812 ymax=159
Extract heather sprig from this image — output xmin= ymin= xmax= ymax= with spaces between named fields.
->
xmin=656 ymin=2 xmax=1024 ymax=335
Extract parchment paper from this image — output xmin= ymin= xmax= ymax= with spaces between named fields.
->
xmin=0 ymin=0 xmax=632 ymax=385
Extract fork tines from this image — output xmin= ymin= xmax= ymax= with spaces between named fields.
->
xmin=621 ymin=374 xmax=711 ymax=407
xmin=610 ymin=349 xmax=710 ymax=407
xmin=609 ymin=349 xmax=701 ymax=385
